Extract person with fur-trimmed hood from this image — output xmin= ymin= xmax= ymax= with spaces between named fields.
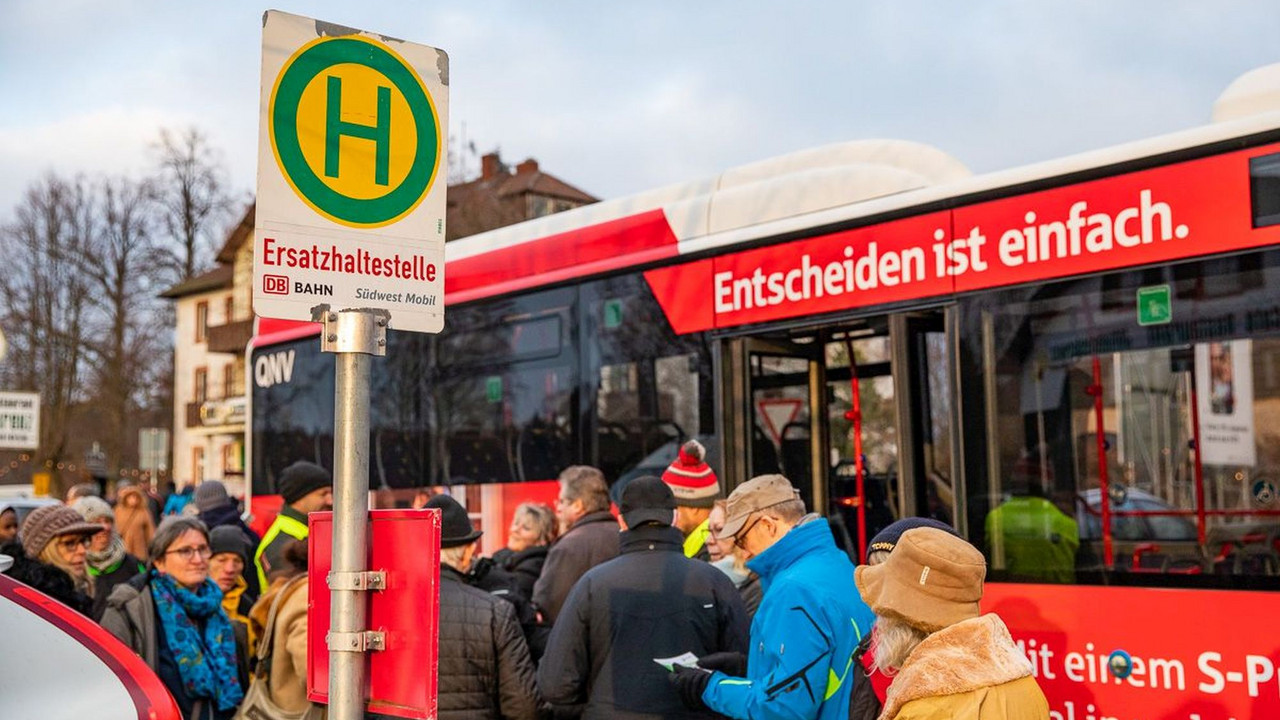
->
xmin=661 ymin=439 xmax=721 ymax=561
xmin=854 ymin=527 xmax=1049 ymax=719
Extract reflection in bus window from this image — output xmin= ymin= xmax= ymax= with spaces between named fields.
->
xmin=433 ymin=288 xmax=576 ymax=486
xmin=583 ymin=274 xmax=715 ymax=488
xmin=965 ymin=250 xmax=1280 ymax=585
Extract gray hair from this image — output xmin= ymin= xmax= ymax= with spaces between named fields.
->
xmin=761 ymin=498 xmax=807 ymax=524
xmin=440 ymin=544 xmax=470 ymax=570
xmin=149 ymin=517 xmax=210 ymax=563
xmin=559 ymin=466 xmax=610 ymax=514
xmin=872 ymin=614 xmax=929 ymax=674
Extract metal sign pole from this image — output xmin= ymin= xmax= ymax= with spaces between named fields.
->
xmin=315 ymin=305 xmax=390 ymax=720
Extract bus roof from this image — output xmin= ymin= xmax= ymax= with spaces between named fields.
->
xmin=448 ymin=110 xmax=1280 ymax=264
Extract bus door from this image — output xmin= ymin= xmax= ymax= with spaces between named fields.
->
xmin=723 ymin=308 xmax=958 ymax=560
xmin=722 ymin=336 xmax=828 ymax=515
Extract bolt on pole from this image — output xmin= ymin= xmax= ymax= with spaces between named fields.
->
xmin=313 ymin=305 xmax=390 ymax=720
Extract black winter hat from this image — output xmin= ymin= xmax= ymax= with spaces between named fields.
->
xmin=868 ymin=517 xmax=960 ymax=555
xmin=278 ymin=461 xmax=332 ymax=505
xmin=426 ymin=494 xmax=483 ymax=548
xmin=620 ymin=475 xmax=676 ymax=529
xmin=209 ymin=525 xmax=252 ymax=563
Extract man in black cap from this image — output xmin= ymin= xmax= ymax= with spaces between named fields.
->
xmin=254 ymin=461 xmax=332 ymax=590
xmin=537 ymin=476 xmax=748 ymax=719
xmin=426 ymin=494 xmax=540 ymax=720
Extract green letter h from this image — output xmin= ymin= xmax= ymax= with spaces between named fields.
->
xmin=325 ymin=75 xmax=391 ymax=186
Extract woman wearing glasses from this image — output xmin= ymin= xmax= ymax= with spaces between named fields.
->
xmin=0 ymin=504 xmax=100 ymax=616
xmin=102 ymin=516 xmax=247 ymax=720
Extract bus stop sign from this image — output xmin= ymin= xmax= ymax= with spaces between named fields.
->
xmin=255 ymin=10 xmax=449 ymax=334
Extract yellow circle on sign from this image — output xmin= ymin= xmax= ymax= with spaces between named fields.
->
xmin=292 ymin=63 xmax=420 ymax=201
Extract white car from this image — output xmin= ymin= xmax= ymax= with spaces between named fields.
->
xmin=0 ymin=566 xmax=180 ymax=719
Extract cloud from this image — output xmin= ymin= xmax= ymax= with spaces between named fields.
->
xmin=0 ymin=106 xmax=188 ymax=218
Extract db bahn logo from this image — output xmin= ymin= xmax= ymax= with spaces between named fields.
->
xmin=263 ymin=275 xmax=290 ymax=295
xmin=269 ymin=35 xmax=442 ymax=228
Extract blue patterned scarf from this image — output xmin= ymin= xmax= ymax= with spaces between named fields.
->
xmin=149 ymin=570 xmax=245 ymax=711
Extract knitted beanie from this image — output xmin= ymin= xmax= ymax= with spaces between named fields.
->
xmin=661 ymin=439 xmax=720 ymax=508
xmin=278 ymin=461 xmax=332 ymax=505
xmin=20 ymin=505 xmax=103 ymax=559
xmin=194 ymin=480 xmax=230 ymax=513
xmin=71 ymin=496 xmax=114 ymax=524
xmin=209 ymin=525 xmax=253 ymax=563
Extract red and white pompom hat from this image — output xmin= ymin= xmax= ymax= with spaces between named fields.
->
xmin=661 ymin=439 xmax=721 ymax=508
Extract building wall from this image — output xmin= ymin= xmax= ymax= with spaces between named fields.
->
xmin=233 ymin=240 xmax=255 ymax=320
xmin=172 ymin=286 xmax=243 ymax=490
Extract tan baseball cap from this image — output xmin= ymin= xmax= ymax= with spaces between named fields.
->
xmin=855 ymin=527 xmax=987 ymax=633
xmin=719 ymin=474 xmax=801 ymax=538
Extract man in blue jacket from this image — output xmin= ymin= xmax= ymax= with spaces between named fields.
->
xmin=671 ymin=474 xmax=875 ymax=720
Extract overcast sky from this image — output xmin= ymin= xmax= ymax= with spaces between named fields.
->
xmin=2 ymin=1 xmax=1278 ymax=227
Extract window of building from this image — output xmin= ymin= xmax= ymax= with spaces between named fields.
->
xmin=222 ymin=443 xmax=239 ymax=475
xmin=194 ymin=367 xmax=208 ymax=403
xmin=195 ymin=301 xmax=209 ymax=343
xmin=192 ymin=446 xmax=205 ymax=484
xmin=224 ymin=296 xmax=235 ymax=324
xmin=223 ymin=364 xmax=236 ymax=400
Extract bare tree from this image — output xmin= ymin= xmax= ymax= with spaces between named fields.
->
xmin=77 ymin=176 xmax=166 ymax=477
xmin=0 ymin=174 xmax=96 ymax=491
xmin=153 ymin=126 xmax=235 ymax=283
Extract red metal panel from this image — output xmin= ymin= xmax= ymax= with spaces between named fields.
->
xmin=308 ymin=508 xmax=441 ymax=719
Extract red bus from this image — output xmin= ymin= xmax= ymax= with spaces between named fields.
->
xmin=250 ymin=103 xmax=1280 ymax=717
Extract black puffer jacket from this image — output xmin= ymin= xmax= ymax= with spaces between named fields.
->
xmin=494 ymin=544 xmax=548 ymax=601
xmin=437 ymin=565 xmax=541 ymax=720
xmin=537 ymin=524 xmax=750 ymax=719
xmin=1 ymin=541 xmax=92 ymax=616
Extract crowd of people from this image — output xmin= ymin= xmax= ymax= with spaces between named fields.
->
xmin=0 ymin=438 xmax=1051 ymax=719
xmin=0 ymin=462 xmax=331 ymax=720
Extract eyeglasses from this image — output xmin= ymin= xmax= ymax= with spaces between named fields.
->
xmin=57 ymin=535 xmax=92 ymax=550
xmin=733 ymin=515 xmax=763 ymax=550
xmin=165 ymin=544 xmax=213 ymax=561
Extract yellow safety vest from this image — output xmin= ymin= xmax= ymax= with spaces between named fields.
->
xmin=684 ymin=518 xmax=711 ymax=559
xmin=254 ymin=511 xmax=309 ymax=591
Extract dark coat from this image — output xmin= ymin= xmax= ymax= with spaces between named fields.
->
xmin=532 ymin=511 xmax=619 ymax=624
xmin=1 ymin=541 xmax=93 ymax=617
xmin=537 ymin=524 xmax=750 ymax=720
xmin=437 ymin=565 xmax=541 ymax=720
xmin=88 ymin=551 xmax=145 ymax=621
xmin=473 ymin=552 xmax=550 ymax=662
xmin=494 ymin=544 xmax=548 ymax=601
xmin=848 ymin=633 xmax=882 ymax=720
